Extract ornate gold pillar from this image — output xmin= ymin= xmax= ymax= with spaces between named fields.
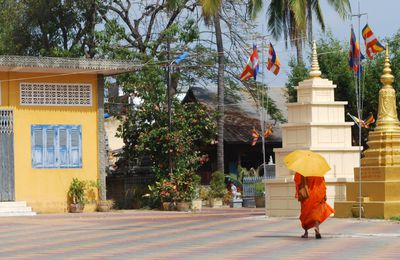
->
xmin=335 ymin=44 xmax=400 ymax=218
xmin=362 ymin=45 xmax=400 ymax=166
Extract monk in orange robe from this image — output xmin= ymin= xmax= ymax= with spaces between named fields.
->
xmin=294 ymin=172 xmax=334 ymax=239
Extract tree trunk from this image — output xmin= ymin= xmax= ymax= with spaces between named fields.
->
xmin=85 ymin=0 xmax=97 ymax=58
xmin=295 ymin=37 xmax=304 ymax=65
xmin=214 ymin=14 xmax=225 ymax=173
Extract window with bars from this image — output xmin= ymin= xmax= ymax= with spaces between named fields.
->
xmin=20 ymin=83 xmax=92 ymax=106
xmin=31 ymin=125 xmax=82 ymax=168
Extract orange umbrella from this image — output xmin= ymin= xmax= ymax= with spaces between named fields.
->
xmin=284 ymin=150 xmax=330 ymax=177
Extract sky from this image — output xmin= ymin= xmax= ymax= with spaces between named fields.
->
xmin=256 ymin=0 xmax=400 ymax=87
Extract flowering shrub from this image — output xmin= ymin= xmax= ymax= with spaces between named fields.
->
xmin=152 ymin=173 xmax=200 ymax=203
xmin=117 ymin=64 xmax=217 ymax=207
xmin=154 ymin=180 xmax=178 ymax=202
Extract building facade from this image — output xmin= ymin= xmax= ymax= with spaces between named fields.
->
xmin=0 ymin=56 xmax=135 ymax=213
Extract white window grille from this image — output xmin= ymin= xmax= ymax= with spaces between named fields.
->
xmin=20 ymin=83 xmax=92 ymax=106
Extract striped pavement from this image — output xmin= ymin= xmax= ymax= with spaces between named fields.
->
xmin=0 ymin=208 xmax=399 ymax=259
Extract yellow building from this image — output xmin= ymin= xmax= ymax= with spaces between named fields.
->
xmin=0 ymin=56 xmax=134 ymax=213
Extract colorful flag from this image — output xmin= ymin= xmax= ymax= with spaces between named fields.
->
xmin=363 ymin=113 xmax=375 ymax=128
xmin=264 ymin=126 xmax=273 ymax=138
xmin=240 ymin=63 xmax=253 ymax=81
xmin=347 ymin=113 xmax=375 ymax=128
xmin=240 ymin=44 xmax=259 ymax=81
xmin=349 ymin=27 xmax=364 ymax=78
xmin=362 ymin=24 xmax=385 ymax=59
xmin=347 ymin=113 xmax=363 ymax=127
xmin=267 ymin=43 xmax=280 ymax=75
xmin=251 ymin=128 xmax=260 ymax=146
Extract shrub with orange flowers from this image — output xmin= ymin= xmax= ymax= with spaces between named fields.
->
xmin=153 ymin=179 xmax=178 ymax=202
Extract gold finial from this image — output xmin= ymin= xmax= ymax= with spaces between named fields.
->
xmin=380 ymin=43 xmax=394 ymax=87
xmin=309 ymin=40 xmax=321 ymax=78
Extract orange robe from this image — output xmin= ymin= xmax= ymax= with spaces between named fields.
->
xmin=294 ymin=172 xmax=335 ymax=230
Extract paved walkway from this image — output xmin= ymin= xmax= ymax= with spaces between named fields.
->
xmin=0 ymin=208 xmax=399 ymax=259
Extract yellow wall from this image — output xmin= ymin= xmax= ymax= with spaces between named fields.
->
xmin=0 ymin=72 xmax=99 ymax=213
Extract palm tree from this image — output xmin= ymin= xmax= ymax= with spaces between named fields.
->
xmin=249 ymin=0 xmax=351 ymax=64
xmin=200 ymin=0 xmax=225 ymax=173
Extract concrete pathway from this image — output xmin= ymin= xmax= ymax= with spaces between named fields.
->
xmin=0 ymin=208 xmax=399 ymax=259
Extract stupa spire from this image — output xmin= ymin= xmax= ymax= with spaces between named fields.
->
xmin=362 ymin=43 xmax=400 ymax=167
xmin=375 ymin=43 xmax=400 ymax=131
xmin=309 ymin=40 xmax=321 ymax=78
xmin=380 ymin=43 xmax=394 ymax=87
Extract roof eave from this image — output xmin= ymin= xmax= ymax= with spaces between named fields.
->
xmin=0 ymin=55 xmax=139 ymax=76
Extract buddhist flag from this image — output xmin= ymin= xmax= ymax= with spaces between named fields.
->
xmin=251 ymin=128 xmax=260 ymax=146
xmin=264 ymin=126 xmax=273 ymax=138
xmin=363 ymin=113 xmax=375 ymax=128
xmin=349 ymin=27 xmax=364 ymax=78
xmin=347 ymin=113 xmax=363 ymax=127
xmin=347 ymin=113 xmax=375 ymax=128
xmin=240 ymin=44 xmax=259 ymax=81
xmin=267 ymin=43 xmax=280 ymax=75
xmin=362 ymin=24 xmax=385 ymax=59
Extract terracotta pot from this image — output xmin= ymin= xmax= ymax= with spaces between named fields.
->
xmin=255 ymin=196 xmax=265 ymax=208
xmin=209 ymin=198 xmax=223 ymax=208
xmin=176 ymin=201 xmax=190 ymax=212
xmin=191 ymin=199 xmax=202 ymax=212
xmin=162 ymin=202 xmax=171 ymax=211
xmin=97 ymin=201 xmax=111 ymax=212
xmin=69 ymin=203 xmax=84 ymax=213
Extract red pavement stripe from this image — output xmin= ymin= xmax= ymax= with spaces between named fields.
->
xmin=15 ymin=213 xmax=248 ymax=258
xmin=211 ymin=218 xmax=300 ymax=259
xmin=0 ymin=216 xmax=199 ymax=256
xmin=74 ymin=213 xmax=264 ymax=258
xmin=136 ymin=218 xmax=288 ymax=259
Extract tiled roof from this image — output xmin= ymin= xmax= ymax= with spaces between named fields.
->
xmin=0 ymin=55 xmax=139 ymax=75
xmin=183 ymin=87 xmax=283 ymax=144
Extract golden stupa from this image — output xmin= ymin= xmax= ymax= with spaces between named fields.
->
xmin=335 ymin=44 xmax=400 ymax=219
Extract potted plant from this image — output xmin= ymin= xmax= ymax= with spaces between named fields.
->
xmin=199 ymin=185 xmax=210 ymax=206
xmin=88 ymin=180 xmax=113 ymax=212
xmin=254 ymin=182 xmax=265 ymax=208
xmin=209 ymin=171 xmax=227 ymax=208
xmin=150 ymin=179 xmax=177 ymax=211
xmin=191 ymin=175 xmax=202 ymax=211
xmin=97 ymin=199 xmax=115 ymax=212
xmin=68 ymin=178 xmax=87 ymax=213
xmin=175 ymin=173 xmax=198 ymax=212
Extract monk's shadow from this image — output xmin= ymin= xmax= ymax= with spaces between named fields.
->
xmin=255 ymin=235 xmax=332 ymax=240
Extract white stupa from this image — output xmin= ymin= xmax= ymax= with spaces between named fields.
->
xmin=264 ymin=41 xmax=361 ymax=216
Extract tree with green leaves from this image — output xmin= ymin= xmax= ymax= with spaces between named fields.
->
xmin=102 ymin=0 xmax=284 ymax=173
xmin=198 ymin=0 xmax=225 ymax=173
xmin=249 ymin=0 xmax=351 ymax=64
xmin=0 ymin=0 xmax=100 ymax=57
xmin=116 ymin=62 xmax=217 ymax=204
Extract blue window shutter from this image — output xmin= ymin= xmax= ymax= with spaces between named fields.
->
xmin=32 ymin=124 xmax=82 ymax=169
xmin=45 ymin=127 xmax=56 ymax=167
xmin=69 ymin=126 xmax=82 ymax=167
xmin=58 ymin=128 xmax=68 ymax=167
xmin=32 ymin=126 xmax=44 ymax=168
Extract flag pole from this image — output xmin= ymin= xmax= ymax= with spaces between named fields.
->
xmin=261 ymin=39 xmax=267 ymax=179
xmin=351 ymin=0 xmax=367 ymax=220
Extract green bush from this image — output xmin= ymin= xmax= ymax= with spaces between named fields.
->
xmin=68 ymin=178 xmax=87 ymax=205
xmin=198 ymin=185 xmax=210 ymax=200
xmin=255 ymin=182 xmax=265 ymax=196
xmin=209 ymin=171 xmax=227 ymax=199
